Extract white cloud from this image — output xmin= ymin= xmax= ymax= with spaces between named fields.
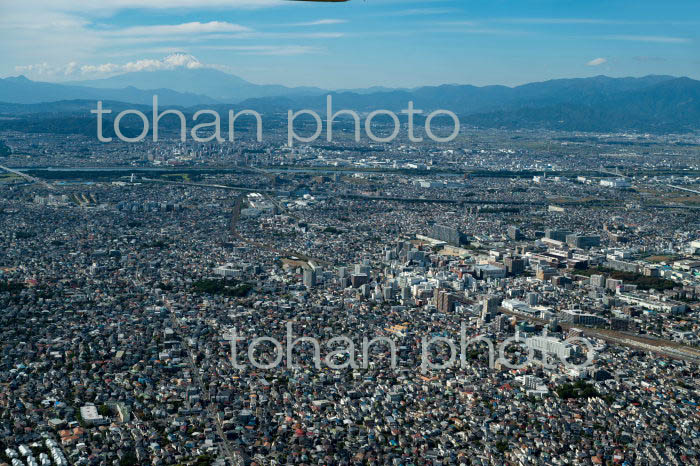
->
xmin=12 ymin=48 xmax=322 ymax=80
xmin=1 ymin=10 xmax=101 ymax=67
xmin=586 ymin=57 xmax=607 ymax=66
xmin=289 ymin=19 xmax=347 ymax=27
xmin=19 ymin=0 xmax=283 ymax=14
xmin=80 ymin=53 xmax=205 ymax=74
xmin=600 ymin=35 xmax=691 ymax=43
xmin=0 ymin=0 xmax=352 ymax=79
xmin=439 ymin=21 xmax=478 ymax=27
xmin=260 ymin=32 xmax=344 ymax=39
xmin=14 ymin=63 xmax=57 ymax=75
xmin=15 ymin=53 xmax=206 ymax=78
xmin=113 ymin=21 xmax=251 ymax=37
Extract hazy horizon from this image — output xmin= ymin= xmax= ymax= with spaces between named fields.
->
xmin=1 ymin=57 xmax=694 ymax=92
xmin=2 ymin=0 xmax=699 ymax=88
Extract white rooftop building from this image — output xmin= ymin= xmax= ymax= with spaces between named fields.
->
xmin=80 ymin=405 xmax=108 ymax=426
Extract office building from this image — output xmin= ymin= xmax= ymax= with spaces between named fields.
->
xmin=526 ymin=336 xmax=574 ymax=360
xmin=526 ymin=292 xmax=539 ymax=306
xmin=476 ymin=264 xmax=506 ymax=280
xmin=504 ymin=256 xmax=525 ymax=276
xmin=481 ymin=296 xmax=500 ymax=323
xmin=303 ymin=269 xmax=316 ymax=288
xmin=429 ymin=224 xmax=466 ymax=246
xmin=436 ymin=289 xmax=457 ymax=313
xmin=507 ymin=226 xmax=524 ymax=241
xmin=495 ymin=314 xmax=509 ymax=332
xmin=545 ymin=229 xmax=573 ymax=242
xmin=590 ymin=274 xmax=606 ymax=288
xmin=566 ymin=234 xmax=601 ymax=249
xmin=351 ymin=274 xmax=369 ymax=288
xmin=606 ymin=278 xmax=623 ymax=292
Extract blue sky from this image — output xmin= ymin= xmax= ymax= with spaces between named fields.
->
xmin=1 ymin=0 xmax=698 ymax=88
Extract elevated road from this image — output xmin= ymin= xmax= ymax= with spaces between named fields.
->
xmin=667 ymin=184 xmax=700 ymax=195
xmin=0 ymin=164 xmax=56 ymax=190
xmin=339 ymin=193 xmax=545 ymax=205
xmin=141 ymin=177 xmax=274 ymax=193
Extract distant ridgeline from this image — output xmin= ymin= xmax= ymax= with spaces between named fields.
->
xmin=0 ymin=74 xmax=698 ymax=134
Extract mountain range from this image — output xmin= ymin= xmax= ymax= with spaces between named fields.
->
xmin=0 ymin=70 xmax=698 ymax=134
xmin=65 ymin=68 xmax=325 ymax=103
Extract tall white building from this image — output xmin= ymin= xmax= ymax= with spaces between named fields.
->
xmin=526 ymin=335 xmax=574 ymax=360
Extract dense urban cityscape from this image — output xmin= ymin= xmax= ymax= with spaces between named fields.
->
xmin=2 ymin=0 xmax=700 ymax=464
xmin=0 ymin=123 xmax=699 ymax=465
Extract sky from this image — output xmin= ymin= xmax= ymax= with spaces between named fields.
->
xmin=1 ymin=0 xmax=699 ymax=89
